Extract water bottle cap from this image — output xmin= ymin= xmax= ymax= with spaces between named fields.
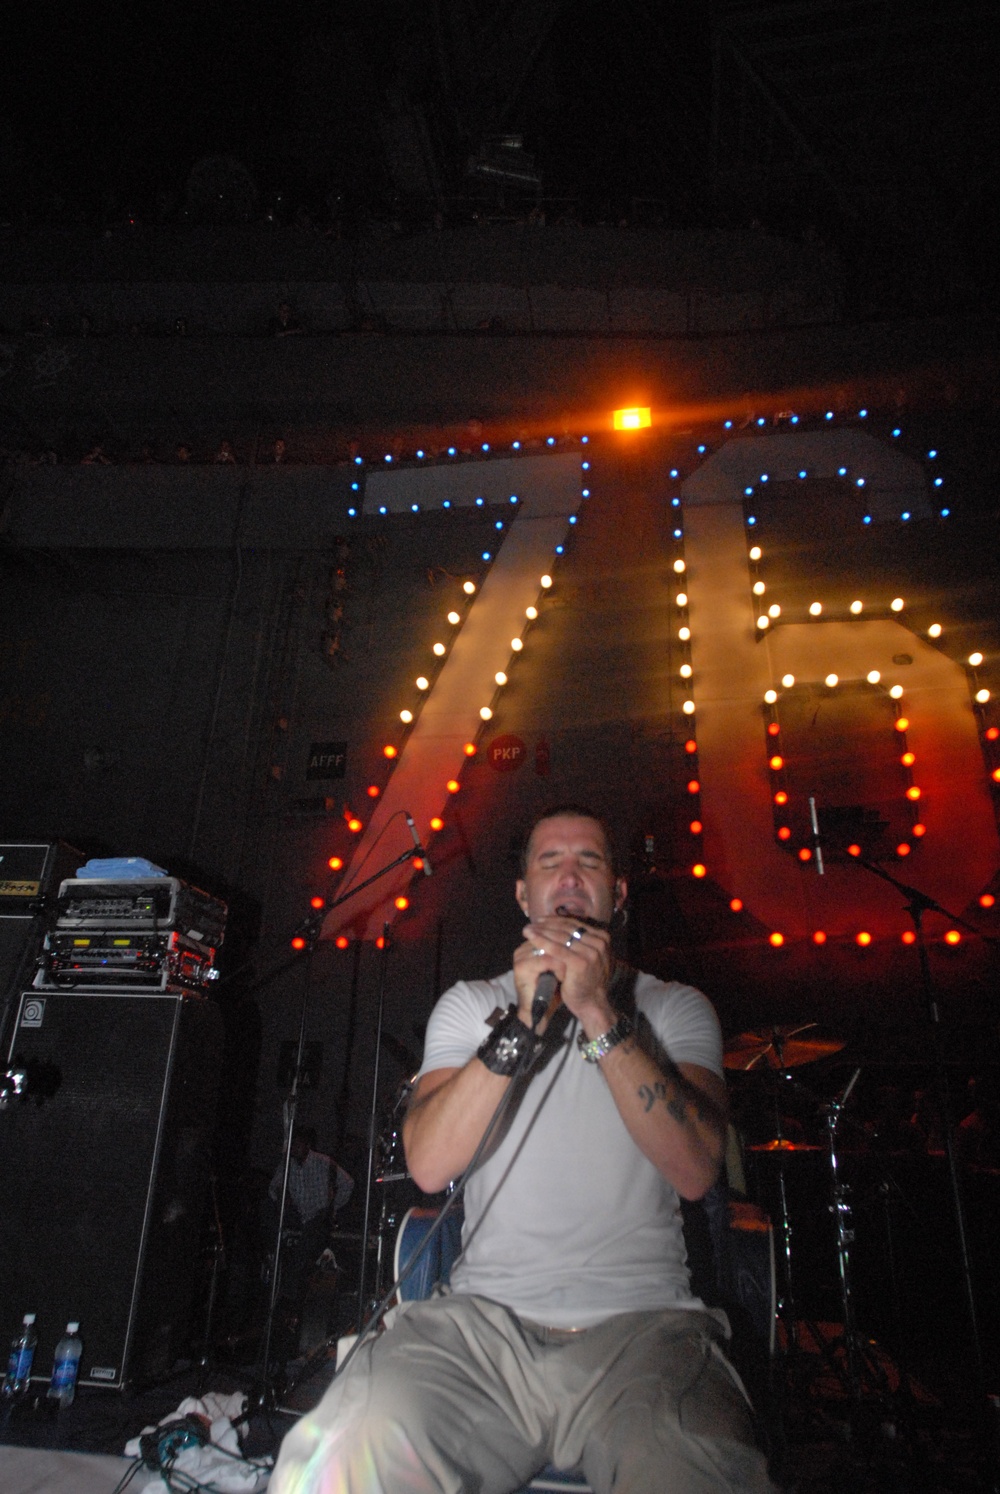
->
xmin=23 ymin=1313 xmax=36 ymax=1324
xmin=67 ymin=1323 xmax=80 ymax=1334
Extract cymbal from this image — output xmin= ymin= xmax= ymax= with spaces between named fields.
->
xmin=746 ymin=1141 xmax=823 ymax=1153
xmin=724 ymin=1023 xmax=845 ymax=1071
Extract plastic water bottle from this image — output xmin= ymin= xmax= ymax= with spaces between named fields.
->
xmin=47 ymin=1322 xmax=83 ymax=1407
xmin=2 ymin=1313 xmax=38 ymax=1397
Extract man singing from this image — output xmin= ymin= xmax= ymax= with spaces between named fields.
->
xmin=272 ymin=805 xmax=771 ymax=1492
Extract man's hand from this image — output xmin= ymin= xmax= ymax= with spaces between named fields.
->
xmin=513 ymin=912 xmax=615 ymax=1037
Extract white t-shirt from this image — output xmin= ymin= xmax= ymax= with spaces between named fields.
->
xmin=417 ymin=967 xmax=723 ymax=1329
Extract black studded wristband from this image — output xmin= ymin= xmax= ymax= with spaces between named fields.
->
xmin=476 ymin=1005 xmax=537 ymax=1076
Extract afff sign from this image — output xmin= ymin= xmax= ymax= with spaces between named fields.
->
xmin=307 ymin=742 xmax=347 ymax=779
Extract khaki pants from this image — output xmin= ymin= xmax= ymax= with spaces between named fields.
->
xmin=271 ymin=1295 xmax=773 ymax=1493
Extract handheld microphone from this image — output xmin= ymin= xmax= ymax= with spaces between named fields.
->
xmin=531 ymin=971 xmax=559 ymax=1029
xmin=404 ymin=812 xmax=433 ymax=875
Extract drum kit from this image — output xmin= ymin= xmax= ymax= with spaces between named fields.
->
xmin=722 ymin=1021 xmax=881 ymax=1411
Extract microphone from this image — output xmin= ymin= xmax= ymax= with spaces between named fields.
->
xmin=531 ymin=971 xmax=559 ymax=1029
xmin=404 ymin=812 xmax=433 ymax=876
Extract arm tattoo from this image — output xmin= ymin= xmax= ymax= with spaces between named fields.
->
xmin=637 ymin=1065 xmax=714 ymax=1128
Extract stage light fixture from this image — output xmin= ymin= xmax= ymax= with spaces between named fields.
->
xmin=613 ymin=407 xmax=651 ymax=430
xmin=856 ymin=932 xmax=872 ymax=946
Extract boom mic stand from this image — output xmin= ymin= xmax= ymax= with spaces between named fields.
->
xmin=249 ymin=834 xmax=428 ymax=1415
xmin=832 ymin=838 xmax=998 ymax=1480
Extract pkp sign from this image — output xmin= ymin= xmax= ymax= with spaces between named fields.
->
xmin=488 ymin=734 xmax=526 ymax=772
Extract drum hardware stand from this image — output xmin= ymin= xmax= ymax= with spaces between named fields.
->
xmin=246 ymin=828 xmax=430 ymax=1417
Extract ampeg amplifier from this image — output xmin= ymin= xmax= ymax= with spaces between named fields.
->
xmin=55 ymin=878 xmax=227 ymax=950
xmin=37 ymin=930 xmax=217 ymax=992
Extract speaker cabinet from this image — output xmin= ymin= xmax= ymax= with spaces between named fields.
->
xmin=0 ymin=842 xmax=82 ymax=1021
xmin=0 ymin=990 xmax=221 ymax=1389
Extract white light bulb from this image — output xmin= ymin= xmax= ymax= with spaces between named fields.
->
xmin=768 ymin=603 xmax=781 ymax=618
xmin=682 ymin=700 xmax=696 ymax=715
xmin=511 ymin=637 xmax=523 ymax=651
xmin=928 ymin=623 xmax=942 ymax=638
xmin=867 ymin=670 xmax=881 ymax=684
xmin=680 ymin=663 xmax=693 ymax=679
xmin=890 ymin=598 xmax=904 ymax=612
xmin=525 ymin=605 xmax=538 ymax=620
xmin=850 ymin=600 xmax=863 ymax=615
xmin=540 ymin=575 xmax=553 ymax=589
xmin=447 ymin=611 xmax=460 ymax=625
xmin=809 ymin=602 xmax=822 ymax=617
xmin=415 ymin=676 xmax=429 ymax=690
xmin=480 ymin=706 xmax=493 ymax=720
xmin=890 ymin=685 xmax=904 ymax=699
xmin=400 ymin=709 xmax=414 ymax=723
xmin=494 ymin=671 xmax=507 ymax=686
xmin=976 ymin=688 xmax=991 ymax=703
xmin=752 ymin=581 xmax=766 ymax=596
xmin=463 ymin=581 xmax=476 ymax=595
xmin=781 ymin=674 xmax=795 ymax=688
xmin=749 ymin=546 xmax=762 ymax=561
xmin=969 ymin=652 xmax=984 ymax=667
xmin=679 ymin=626 xmax=691 ymax=641
xmin=757 ymin=616 xmax=769 ymax=630
xmin=673 ymin=559 xmax=686 ymax=574
xmin=675 ymin=592 xmax=688 ymax=607
xmin=825 ymin=674 xmax=839 ymax=688
xmin=764 ymin=690 xmax=778 ymax=704
xmin=433 ymin=643 xmax=446 ymax=656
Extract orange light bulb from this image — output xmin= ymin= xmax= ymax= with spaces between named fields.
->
xmin=902 ymin=931 xmax=916 ymax=944
xmin=813 ymin=930 xmax=827 ymax=944
xmin=684 ymin=739 xmax=697 ymax=754
xmin=395 ymin=896 xmax=409 ymax=911
xmin=291 ymin=935 xmax=307 ymax=951
xmin=979 ymin=893 xmax=996 ymax=908
xmin=847 ymin=844 xmax=861 ymax=857
xmin=687 ymin=779 xmax=700 ymax=794
xmin=446 ymin=779 xmax=460 ymax=793
xmin=769 ymin=755 xmax=784 ymax=770
xmin=348 ymin=817 xmax=363 ymax=832
xmin=310 ymin=896 xmax=325 ymax=909
xmin=367 ymin=784 xmax=380 ymax=797
xmin=692 ymin=864 xmax=707 ymax=878
xmin=430 ymin=816 xmax=444 ymax=832
xmin=383 ymin=744 xmax=398 ymax=758
xmin=335 ymin=935 xmax=349 ymax=949
xmin=895 ymin=717 xmax=909 ymax=732
xmin=328 ymin=856 xmax=343 ymax=871
xmin=798 ymin=848 xmax=812 ymax=861
xmin=690 ymin=820 xmax=703 ymax=834
xmin=774 ymin=790 xmax=788 ymax=806
xmin=777 ymin=826 xmax=791 ymax=840
xmin=944 ymin=930 xmax=961 ymax=945
xmin=730 ymin=898 xmax=743 ymax=912
xmin=769 ymin=932 xmax=785 ymax=947
xmin=856 ymin=931 xmax=872 ymax=946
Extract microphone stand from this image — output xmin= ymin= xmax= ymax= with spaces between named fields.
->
xmin=832 ymin=840 xmax=998 ymax=1476
xmin=249 ymin=837 xmax=426 ymax=1415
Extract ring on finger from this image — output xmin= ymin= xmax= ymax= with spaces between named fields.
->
xmin=532 ymin=946 xmax=546 ymax=957
xmin=570 ymin=926 xmax=586 ymax=942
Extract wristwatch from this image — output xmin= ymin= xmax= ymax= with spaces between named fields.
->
xmin=577 ymin=1014 xmax=634 ymax=1063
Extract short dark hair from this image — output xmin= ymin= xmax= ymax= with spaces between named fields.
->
xmin=518 ymin=803 xmax=620 ymax=879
